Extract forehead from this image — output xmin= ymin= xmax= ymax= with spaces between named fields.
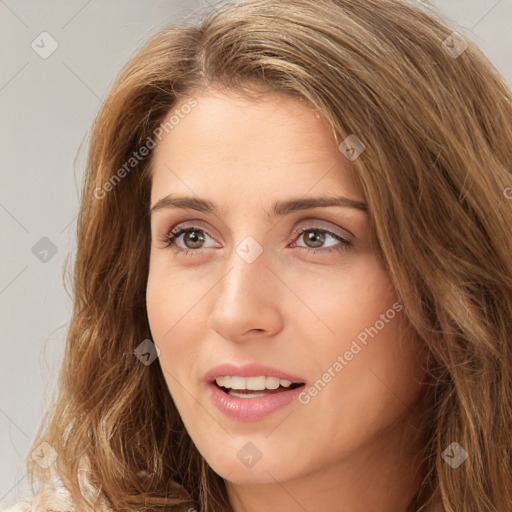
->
xmin=150 ymin=89 xmax=364 ymax=205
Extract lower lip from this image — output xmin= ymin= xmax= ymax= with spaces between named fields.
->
xmin=206 ymin=382 xmax=306 ymax=421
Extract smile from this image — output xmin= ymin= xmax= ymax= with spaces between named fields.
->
xmin=215 ymin=375 xmax=303 ymax=397
xmin=207 ymin=379 xmax=306 ymax=421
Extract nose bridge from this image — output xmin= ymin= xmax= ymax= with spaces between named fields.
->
xmin=219 ymin=235 xmax=269 ymax=304
xmin=208 ymin=234 xmax=281 ymax=337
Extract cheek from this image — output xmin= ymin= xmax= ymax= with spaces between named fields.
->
xmin=146 ymin=262 xmax=171 ymax=341
xmin=146 ymin=266 xmax=205 ymax=417
xmin=294 ymin=255 xmax=424 ymax=433
xmin=146 ymin=260 xmax=202 ymax=369
xmin=146 ymin=251 xmax=205 ymax=336
xmin=310 ymin=307 xmax=424 ymax=451
xmin=289 ymin=252 xmax=398 ymax=344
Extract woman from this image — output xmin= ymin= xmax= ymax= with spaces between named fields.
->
xmin=4 ymin=0 xmax=512 ymax=510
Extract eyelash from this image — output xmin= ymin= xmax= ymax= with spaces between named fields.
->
xmin=159 ymin=224 xmax=353 ymax=257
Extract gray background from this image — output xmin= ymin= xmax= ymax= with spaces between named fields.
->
xmin=1 ymin=0 xmax=511 ymax=506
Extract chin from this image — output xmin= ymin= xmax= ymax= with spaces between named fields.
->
xmin=215 ymin=461 xmax=296 ymax=485
xmin=198 ymin=438 xmax=306 ymax=486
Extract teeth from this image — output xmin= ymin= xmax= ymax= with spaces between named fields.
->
xmin=228 ymin=391 xmax=269 ymax=399
xmin=215 ymin=376 xmax=294 ymax=390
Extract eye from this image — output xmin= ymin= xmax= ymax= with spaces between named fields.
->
xmin=160 ymin=226 xmax=216 ymax=256
xmin=289 ymin=227 xmax=353 ymax=254
xmin=158 ymin=223 xmax=353 ymax=257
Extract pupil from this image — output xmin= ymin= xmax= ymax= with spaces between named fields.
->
xmin=305 ymin=230 xmax=325 ymax=248
xmin=185 ymin=231 xmax=204 ymax=249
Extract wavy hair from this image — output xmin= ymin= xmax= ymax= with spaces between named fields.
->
xmin=27 ymin=0 xmax=512 ymax=511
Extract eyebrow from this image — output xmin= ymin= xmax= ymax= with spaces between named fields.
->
xmin=150 ymin=194 xmax=368 ymax=218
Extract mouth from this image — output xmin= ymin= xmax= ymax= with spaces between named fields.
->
xmin=207 ymin=377 xmax=307 ymax=421
xmin=213 ymin=376 xmax=305 ymax=398
xmin=203 ymin=363 xmax=307 ymax=420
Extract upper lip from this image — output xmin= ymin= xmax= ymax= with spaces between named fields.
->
xmin=203 ymin=363 xmax=306 ymax=384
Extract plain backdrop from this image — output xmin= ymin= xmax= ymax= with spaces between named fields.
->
xmin=1 ymin=0 xmax=511 ymax=506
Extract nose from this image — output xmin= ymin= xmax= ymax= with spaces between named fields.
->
xmin=207 ymin=242 xmax=283 ymax=342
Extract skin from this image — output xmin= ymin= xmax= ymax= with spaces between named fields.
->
xmin=146 ymin=87 xmax=427 ymax=512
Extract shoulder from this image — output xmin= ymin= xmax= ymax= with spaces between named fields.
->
xmin=0 ymin=486 xmax=98 ymax=512
xmin=1 ymin=485 xmax=194 ymax=512
xmin=1 ymin=471 xmax=193 ymax=512
xmin=1 ymin=502 xmax=31 ymax=512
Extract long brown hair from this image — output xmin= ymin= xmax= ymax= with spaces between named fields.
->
xmin=27 ymin=0 xmax=512 ymax=511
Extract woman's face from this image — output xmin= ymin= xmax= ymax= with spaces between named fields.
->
xmin=146 ymin=88 xmax=425 ymax=491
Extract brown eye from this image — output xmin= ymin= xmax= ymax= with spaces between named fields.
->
xmin=301 ymin=229 xmax=326 ymax=248
xmin=290 ymin=226 xmax=353 ymax=255
xmin=180 ymin=229 xmax=206 ymax=249
xmin=163 ymin=226 xmax=213 ymax=252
